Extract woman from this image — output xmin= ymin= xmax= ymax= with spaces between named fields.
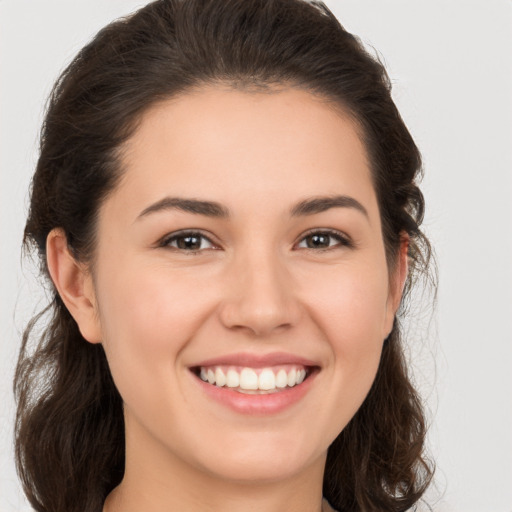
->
xmin=15 ymin=0 xmax=434 ymax=511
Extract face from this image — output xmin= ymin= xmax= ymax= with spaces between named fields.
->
xmin=84 ymin=87 xmax=402 ymax=485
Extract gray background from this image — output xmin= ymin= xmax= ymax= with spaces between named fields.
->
xmin=1 ymin=1 xmax=511 ymax=511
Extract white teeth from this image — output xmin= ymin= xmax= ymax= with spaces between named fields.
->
xmin=215 ymin=367 xmax=226 ymax=387
xmin=226 ymin=369 xmax=240 ymax=388
xmin=258 ymin=369 xmax=275 ymax=390
xmin=198 ymin=365 xmax=310 ymax=392
xmin=275 ymin=369 xmax=288 ymax=388
xmin=239 ymin=368 xmax=259 ymax=390
xmin=287 ymin=368 xmax=297 ymax=387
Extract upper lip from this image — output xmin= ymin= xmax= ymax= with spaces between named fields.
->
xmin=191 ymin=352 xmax=320 ymax=369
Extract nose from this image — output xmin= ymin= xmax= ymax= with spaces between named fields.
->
xmin=218 ymin=250 xmax=302 ymax=338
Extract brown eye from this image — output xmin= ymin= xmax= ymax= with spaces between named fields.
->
xmin=296 ymin=230 xmax=351 ymax=250
xmin=304 ymin=233 xmax=331 ymax=248
xmin=163 ymin=232 xmax=215 ymax=251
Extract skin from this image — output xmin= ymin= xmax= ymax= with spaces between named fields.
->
xmin=47 ymin=86 xmax=407 ymax=512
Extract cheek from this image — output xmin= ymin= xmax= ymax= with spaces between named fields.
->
xmin=93 ymin=260 xmax=214 ymax=394
xmin=304 ymin=262 xmax=390 ymax=410
xmin=98 ymin=257 xmax=209 ymax=336
xmin=307 ymin=262 xmax=390 ymax=347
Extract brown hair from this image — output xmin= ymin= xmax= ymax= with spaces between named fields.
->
xmin=15 ymin=1 xmax=434 ymax=511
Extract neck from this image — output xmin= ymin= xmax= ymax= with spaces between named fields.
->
xmin=105 ymin=474 xmax=326 ymax=512
xmin=104 ymin=419 xmax=327 ymax=512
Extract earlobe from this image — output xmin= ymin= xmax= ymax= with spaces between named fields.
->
xmin=384 ymin=233 xmax=410 ymax=336
xmin=394 ymin=233 xmax=410 ymax=309
xmin=46 ymin=228 xmax=102 ymax=344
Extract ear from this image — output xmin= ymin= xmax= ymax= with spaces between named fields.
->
xmin=46 ymin=228 xmax=102 ymax=344
xmin=384 ymin=233 xmax=409 ymax=337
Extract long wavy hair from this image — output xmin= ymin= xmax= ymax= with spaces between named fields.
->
xmin=15 ymin=1 xmax=434 ymax=511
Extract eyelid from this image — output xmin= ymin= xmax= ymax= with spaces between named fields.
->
xmin=294 ymin=228 xmax=354 ymax=250
xmin=156 ymin=228 xmax=353 ymax=252
xmin=157 ymin=229 xmax=221 ymax=251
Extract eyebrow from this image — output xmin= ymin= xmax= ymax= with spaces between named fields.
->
xmin=136 ymin=194 xmax=368 ymax=221
xmin=290 ymin=195 xmax=368 ymax=218
xmin=137 ymin=197 xmax=230 ymax=220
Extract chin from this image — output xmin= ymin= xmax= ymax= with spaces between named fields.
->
xmin=187 ymin=428 xmax=329 ymax=484
xmin=202 ymin=453 xmax=319 ymax=484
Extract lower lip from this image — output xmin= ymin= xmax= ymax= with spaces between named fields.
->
xmin=192 ymin=371 xmax=317 ymax=415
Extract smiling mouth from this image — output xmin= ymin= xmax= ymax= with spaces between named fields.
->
xmin=192 ymin=365 xmax=315 ymax=394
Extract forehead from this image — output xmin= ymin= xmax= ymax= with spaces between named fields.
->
xmin=109 ymin=86 xmax=379 ymax=222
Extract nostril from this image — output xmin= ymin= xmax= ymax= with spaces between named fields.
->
xmin=218 ymin=271 xmax=302 ymax=336
xmin=227 ymin=321 xmax=293 ymax=336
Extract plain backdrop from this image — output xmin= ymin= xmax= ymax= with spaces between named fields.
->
xmin=1 ymin=1 xmax=511 ymax=511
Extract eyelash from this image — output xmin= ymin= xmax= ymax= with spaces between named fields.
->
xmin=158 ymin=229 xmax=353 ymax=253
xmin=159 ymin=230 xmax=218 ymax=253
xmin=295 ymin=229 xmax=354 ymax=251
